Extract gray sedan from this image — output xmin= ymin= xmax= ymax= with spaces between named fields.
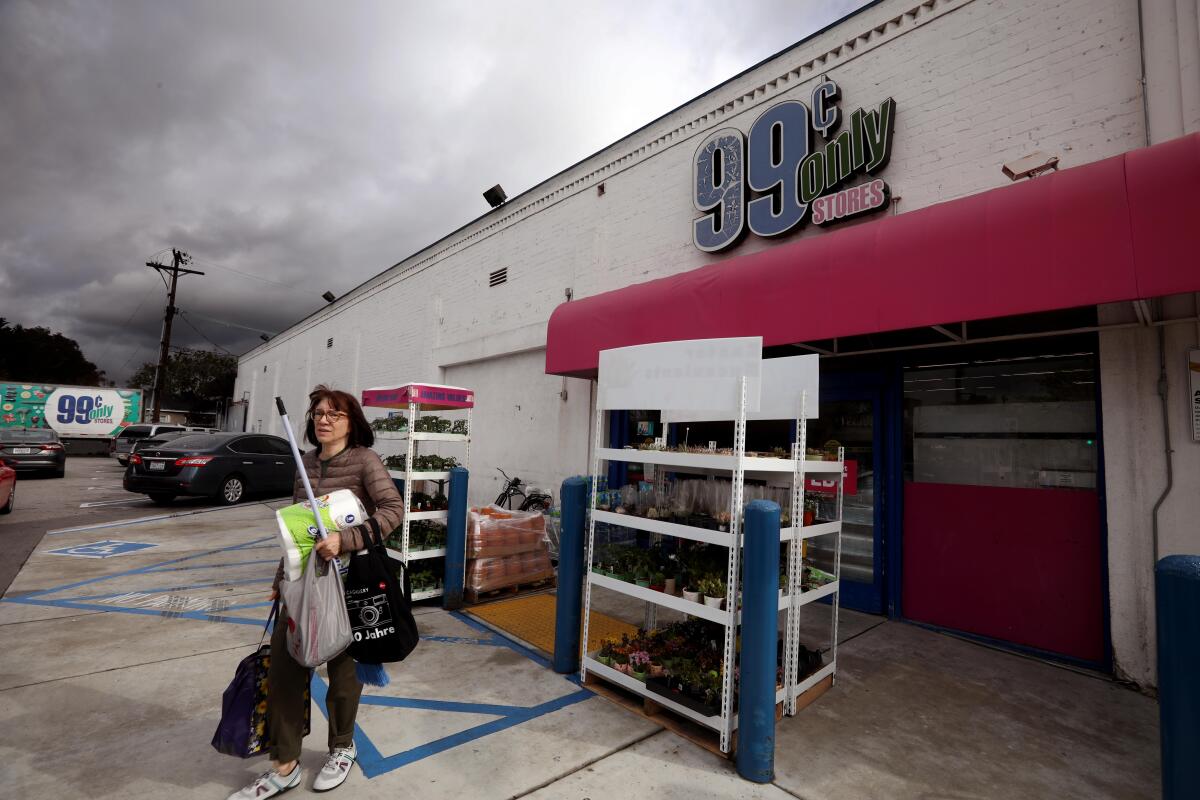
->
xmin=0 ymin=429 xmax=66 ymax=477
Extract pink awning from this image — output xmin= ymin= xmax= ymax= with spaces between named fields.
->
xmin=546 ymin=133 xmax=1200 ymax=378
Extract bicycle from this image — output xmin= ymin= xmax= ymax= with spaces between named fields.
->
xmin=494 ymin=467 xmax=553 ymax=512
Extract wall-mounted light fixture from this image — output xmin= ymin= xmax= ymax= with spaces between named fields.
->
xmin=483 ymin=184 xmax=507 ymax=208
xmin=1002 ymin=151 xmax=1059 ymax=181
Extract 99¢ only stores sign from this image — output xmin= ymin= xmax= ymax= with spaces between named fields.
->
xmin=692 ymin=79 xmax=896 ymax=252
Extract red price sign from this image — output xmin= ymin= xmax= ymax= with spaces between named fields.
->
xmin=805 ymin=459 xmax=858 ymax=496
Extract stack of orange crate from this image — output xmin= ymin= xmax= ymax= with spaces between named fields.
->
xmin=465 ymin=505 xmax=554 ymax=598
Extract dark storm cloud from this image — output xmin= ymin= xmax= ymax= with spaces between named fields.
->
xmin=0 ymin=0 xmax=868 ymax=383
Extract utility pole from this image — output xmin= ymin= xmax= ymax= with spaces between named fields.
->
xmin=146 ymin=249 xmax=204 ymax=423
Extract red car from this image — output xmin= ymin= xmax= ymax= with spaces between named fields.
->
xmin=0 ymin=463 xmax=15 ymax=515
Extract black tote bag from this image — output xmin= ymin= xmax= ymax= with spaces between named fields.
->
xmin=344 ymin=518 xmax=420 ymax=663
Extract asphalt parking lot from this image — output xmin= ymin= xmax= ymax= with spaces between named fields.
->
xmin=0 ymin=456 xmax=269 ymax=596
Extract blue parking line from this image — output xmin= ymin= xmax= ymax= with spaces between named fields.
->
xmin=139 ymin=558 xmax=279 ymax=574
xmin=0 ymin=594 xmax=268 ymax=626
xmin=45 ymin=502 xmax=284 ymax=535
xmin=420 ymin=634 xmax=507 ymax=646
xmin=63 ymin=576 xmax=272 ymax=603
xmin=358 ymin=695 xmax=530 ymax=717
xmin=450 ymin=610 xmax=553 ymax=670
xmin=13 ymin=536 xmax=275 ymax=599
xmin=310 ymin=674 xmax=593 ymax=779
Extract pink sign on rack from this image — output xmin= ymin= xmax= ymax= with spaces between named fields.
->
xmin=361 ymin=383 xmax=475 ymax=410
xmin=805 ymin=459 xmax=858 ymax=496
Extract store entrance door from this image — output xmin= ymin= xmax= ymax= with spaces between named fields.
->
xmin=811 ymin=377 xmax=887 ymax=615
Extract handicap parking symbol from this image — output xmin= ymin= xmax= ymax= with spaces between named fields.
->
xmin=46 ymin=540 xmax=159 ymax=559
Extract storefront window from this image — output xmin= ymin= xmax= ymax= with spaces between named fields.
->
xmin=902 ymin=353 xmax=1098 ymax=489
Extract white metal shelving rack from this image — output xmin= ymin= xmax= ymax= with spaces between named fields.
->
xmin=579 ymin=343 xmax=842 ymax=754
xmin=363 ymin=383 xmax=473 ymax=603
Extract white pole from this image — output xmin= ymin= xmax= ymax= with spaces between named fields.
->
xmin=274 ymin=396 xmax=327 ymax=540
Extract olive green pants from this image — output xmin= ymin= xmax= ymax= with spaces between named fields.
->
xmin=267 ymin=610 xmax=362 ymax=762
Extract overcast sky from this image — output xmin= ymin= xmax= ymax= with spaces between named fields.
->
xmin=0 ymin=0 xmax=868 ymax=384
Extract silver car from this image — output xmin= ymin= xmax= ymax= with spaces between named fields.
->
xmin=1 ymin=428 xmax=66 ymax=477
xmin=110 ymin=424 xmax=186 ymax=465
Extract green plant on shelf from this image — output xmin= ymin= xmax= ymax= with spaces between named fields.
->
xmin=407 ymin=565 xmax=442 ymax=594
xmin=409 ymin=520 xmax=447 ymax=550
xmin=370 ymin=416 xmax=408 ymax=432
xmin=450 ymin=419 xmax=468 ymax=435
xmin=413 ymin=454 xmax=459 ymax=471
xmin=414 ymin=415 xmax=453 ymax=433
xmin=409 ymin=491 xmax=449 ymax=512
xmin=697 ymin=575 xmax=726 ymax=599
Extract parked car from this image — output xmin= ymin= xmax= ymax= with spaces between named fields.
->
xmin=1 ymin=429 xmax=66 ymax=477
xmin=123 ymin=432 xmax=296 ymax=505
xmin=0 ymin=463 xmax=15 ymax=513
xmin=110 ymin=424 xmax=194 ymax=465
xmin=129 ymin=430 xmax=190 ymax=456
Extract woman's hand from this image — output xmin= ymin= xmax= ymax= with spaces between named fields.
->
xmin=315 ymin=533 xmax=342 ymax=561
xmin=267 ymin=588 xmax=278 ymax=601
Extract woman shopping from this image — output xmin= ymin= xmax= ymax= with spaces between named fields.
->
xmin=227 ymin=385 xmax=405 ymax=800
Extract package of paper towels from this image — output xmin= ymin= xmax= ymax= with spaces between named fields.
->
xmin=274 ymin=490 xmax=368 ymax=581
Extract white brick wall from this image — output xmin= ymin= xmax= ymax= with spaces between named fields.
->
xmin=237 ymin=0 xmax=1185 ymax=682
xmin=239 ymin=0 xmax=1148 ymax=440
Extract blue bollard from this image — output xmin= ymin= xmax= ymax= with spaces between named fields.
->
xmin=1157 ymin=555 xmax=1200 ymax=799
xmin=442 ymin=467 xmax=469 ymax=610
xmin=553 ymin=477 xmax=589 ymax=674
xmin=737 ymin=499 xmax=780 ymax=783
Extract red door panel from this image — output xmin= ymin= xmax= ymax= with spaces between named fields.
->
xmin=902 ymin=481 xmax=1104 ymax=663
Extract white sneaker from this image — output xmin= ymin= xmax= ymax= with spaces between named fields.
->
xmin=312 ymin=742 xmax=357 ymax=792
xmin=226 ymin=765 xmax=301 ymax=800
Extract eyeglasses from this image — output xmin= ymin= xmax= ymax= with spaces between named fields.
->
xmin=310 ymin=409 xmax=347 ymax=423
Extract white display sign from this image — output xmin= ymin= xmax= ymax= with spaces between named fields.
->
xmin=44 ymin=388 xmax=130 ymax=437
xmin=1189 ymin=349 xmax=1200 ymax=443
xmin=662 ymin=354 xmax=820 ymax=422
xmin=597 ymin=337 xmax=762 ymax=412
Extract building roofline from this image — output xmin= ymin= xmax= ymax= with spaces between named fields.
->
xmin=240 ymin=0 xmax=885 ymax=362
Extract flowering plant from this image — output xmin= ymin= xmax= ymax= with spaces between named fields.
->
xmin=629 ymin=650 xmax=651 ymax=670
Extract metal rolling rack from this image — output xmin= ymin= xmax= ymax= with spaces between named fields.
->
xmin=362 ymin=383 xmax=473 ymax=602
xmin=580 ymin=373 xmax=844 ymax=753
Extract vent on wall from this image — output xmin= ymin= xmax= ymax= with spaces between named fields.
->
xmin=489 ymin=267 xmax=508 ymax=287
xmin=327 ymin=337 xmax=333 ymax=349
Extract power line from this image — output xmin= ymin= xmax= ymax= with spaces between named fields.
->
xmin=178 ymin=308 xmax=275 ymax=336
xmin=187 ymin=255 xmax=316 ymax=298
xmin=176 ymin=310 xmax=234 ymax=356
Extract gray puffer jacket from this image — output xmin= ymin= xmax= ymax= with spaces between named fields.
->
xmin=272 ymin=445 xmax=405 ymax=591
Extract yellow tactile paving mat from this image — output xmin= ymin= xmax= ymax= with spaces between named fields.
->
xmin=466 ymin=593 xmax=637 ymax=656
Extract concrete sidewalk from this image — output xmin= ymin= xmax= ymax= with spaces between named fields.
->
xmin=0 ymin=502 xmax=1160 ymax=799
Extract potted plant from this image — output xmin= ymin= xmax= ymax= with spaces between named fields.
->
xmin=630 ymin=650 xmax=650 ymax=682
xmin=682 ymin=581 xmax=701 ymax=604
xmin=612 ymin=651 xmax=630 ymax=675
xmin=596 ymin=638 xmax=615 ymax=667
xmin=650 ymin=571 xmax=666 ymax=592
xmin=699 ymin=576 xmax=725 ymax=608
xmin=804 ymin=496 xmax=818 ymax=527
xmin=634 ymin=568 xmax=652 ymax=589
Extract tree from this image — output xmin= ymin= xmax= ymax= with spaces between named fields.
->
xmin=0 ymin=318 xmax=107 ymax=385
xmin=129 ymin=348 xmax=237 ymax=411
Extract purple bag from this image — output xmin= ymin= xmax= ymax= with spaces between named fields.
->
xmin=211 ymin=602 xmax=310 ymax=758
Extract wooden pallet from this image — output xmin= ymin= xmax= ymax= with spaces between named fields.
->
xmin=582 ymin=671 xmax=832 ymax=759
xmin=465 ymin=574 xmax=557 ymax=605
